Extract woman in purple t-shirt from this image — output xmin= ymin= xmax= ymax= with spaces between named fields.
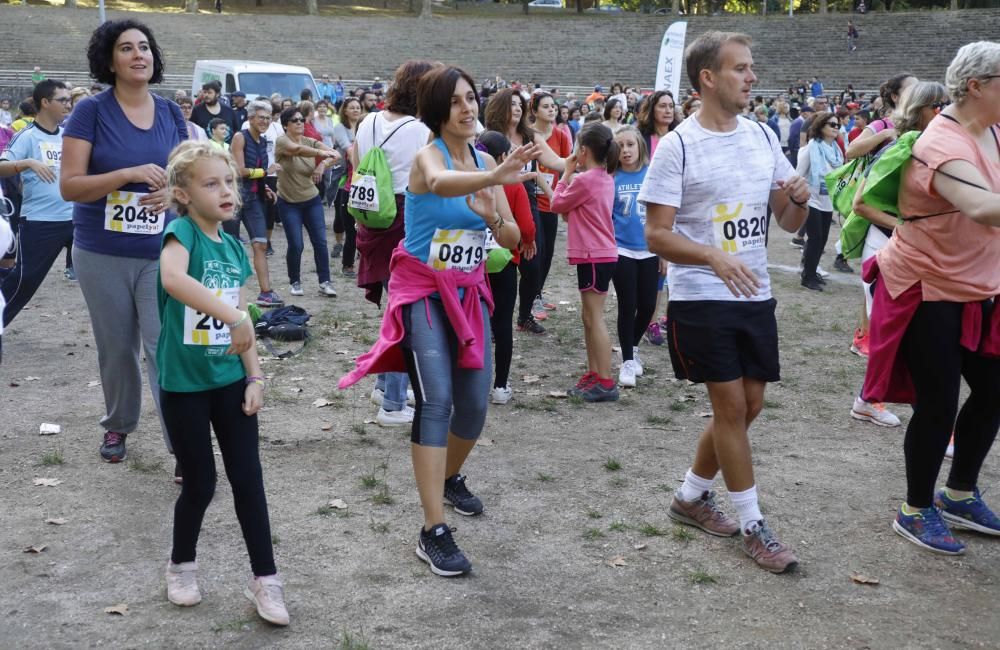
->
xmin=60 ymin=19 xmax=186 ymax=468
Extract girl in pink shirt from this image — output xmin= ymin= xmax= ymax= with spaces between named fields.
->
xmin=551 ymin=122 xmax=620 ymax=402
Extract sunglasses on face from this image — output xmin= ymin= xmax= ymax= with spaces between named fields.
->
xmin=288 ymin=117 xmax=304 ymax=124
xmin=930 ymin=101 xmax=951 ymax=113
xmin=825 ymin=121 xmax=839 ymax=128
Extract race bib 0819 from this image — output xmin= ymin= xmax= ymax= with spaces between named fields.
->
xmin=427 ymin=228 xmax=485 ymax=272
xmin=104 ymin=191 xmax=164 ymax=235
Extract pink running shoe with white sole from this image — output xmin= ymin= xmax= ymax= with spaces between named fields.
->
xmin=742 ymin=520 xmax=799 ymax=574
xmin=668 ymin=491 xmax=739 ymax=537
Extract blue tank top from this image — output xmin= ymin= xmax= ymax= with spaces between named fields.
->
xmin=403 ymin=138 xmax=487 ymax=263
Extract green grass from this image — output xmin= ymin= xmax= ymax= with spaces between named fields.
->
xmin=586 ymin=509 xmax=603 ymax=519
xmin=341 ymin=628 xmax=370 ymax=650
xmin=315 ymin=504 xmax=335 ymax=517
xmin=672 ymin=526 xmax=694 ymax=542
xmin=608 ymin=520 xmax=628 ymax=533
xmin=657 ymin=483 xmax=676 ymax=492
xmin=369 ymin=515 xmax=390 ymax=534
xmin=372 ymin=491 xmax=395 ymax=506
xmin=583 ymin=528 xmax=606 ymax=540
xmin=603 ymin=458 xmax=622 ymax=472
xmin=211 ymin=616 xmax=256 ymax=633
xmin=689 ymin=569 xmax=718 ymax=585
xmin=360 ymin=466 xmax=381 ymax=489
xmin=669 ymin=401 xmax=689 ymax=412
xmin=271 ymin=533 xmax=281 ymax=545
xmin=537 ymin=472 xmax=555 ymax=482
xmin=645 ymin=414 xmax=672 ymax=426
xmin=40 ymin=448 xmax=64 ymax=466
xmin=127 ymin=454 xmax=163 ymax=474
xmin=762 ymin=398 xmax=783 ymax=409
xmin=351 ymin=423 xmax=368 ymax=435
xmin=639 ymin=522 xmax=667 ymax=537
xmin=567 ymin=394 xmax=585 ymax=406
xmin=609 ymin=477 xmax=628 ymax=488
xmin=519 ymin=399 xmax=559 ymax=413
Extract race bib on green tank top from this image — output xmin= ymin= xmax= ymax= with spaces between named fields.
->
xmin=183 ymin=260 xmax=241 ymax=350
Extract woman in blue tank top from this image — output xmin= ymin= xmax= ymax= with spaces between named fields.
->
xmin=399 ymin=65 xmax=538 ymax=578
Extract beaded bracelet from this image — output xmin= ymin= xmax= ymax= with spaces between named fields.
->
xmin=245 ymin=376 xmax=265 ymax=387
xmin=230 ymin=311 xmax=249 ymax=329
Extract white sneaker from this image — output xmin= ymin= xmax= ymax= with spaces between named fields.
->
xmin=244 ymin=574 xmax=289 ymax=626
xmin=370 ymin=386 xmax=416 ymax=407
xmin=318 ymin=281 xmax=337 ymax=297
xmin=491 ymin=385 xmax=513 ymax=405
xmin=850 ymin=396 xmax=901 ymax=427
xmin=166 ymin=561 xmax=201 ymax=607
xmin=377 ymin=405 xmax=415 ymax=427
xmin=631 ymin=347 xmax=644 ymax=376
xmin=816 ymin=266 xmax=830 ymax=278
xmin=289 ymin=282 xmax=304 ymax=296
xmin=619 ymin=360 xmax=638 ymax=388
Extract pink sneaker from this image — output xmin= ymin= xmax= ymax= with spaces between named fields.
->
xmin=742 ymin=520 xmax=799 ymax=573
xmin=165 ymin=561 xmax=201 ymax=606
xmin=668 ymin=491 xmax=739 ymax=537
xmin=245 ymin=574 xmax=290 ymax=626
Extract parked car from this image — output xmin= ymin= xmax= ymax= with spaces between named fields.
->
xmin=586 ymin=4 xmax=624 ymax=12
xmin=528 ymin=0 xmax=562 ymax=7
xmin=192 ymin=60 xmax=320 ymax=103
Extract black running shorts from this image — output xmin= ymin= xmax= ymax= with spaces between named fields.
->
xmin=576 ymin=261 xmax=616 ymax=294
xmin=666 ymin=298 xmax=780 ymax=384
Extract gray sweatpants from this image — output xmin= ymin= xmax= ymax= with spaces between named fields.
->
xmin=73 ymin=246 xmax=171 ymax=452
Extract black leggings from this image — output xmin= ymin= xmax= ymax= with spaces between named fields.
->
xmin=537 ymin=210 xmax=558 ymax=298
xmin=333 ymin=188 xmax=357 ymax=268
xmin=488 ymin=262 xmax=517 ymax=388
xmin=517 ymin=204 xmax=543 ymax=323
xmin=161 ymin=379 xmax=276 ymax=577
xmin=901 ymin=301 xmax=1000 ymax=508
xmin=611 ymin=256 xmax=659 ymax=362
xmin=802 ymin=206 xmax=832 ymax=279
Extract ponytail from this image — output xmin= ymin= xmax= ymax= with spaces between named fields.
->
xmin=604 ymin=138 xmax=620 ymax=174
xmin=577 ymin=122 xmax=619 ymax=174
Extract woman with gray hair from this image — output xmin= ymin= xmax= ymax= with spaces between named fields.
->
xmin=862 ymin=41 xmax=1000 ymax=556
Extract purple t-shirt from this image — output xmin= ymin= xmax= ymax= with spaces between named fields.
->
xmin=63 ymin=89 xmax=186 ymax=259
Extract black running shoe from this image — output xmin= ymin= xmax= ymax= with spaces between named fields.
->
xmin=416 ymin=524 xmax=472 ymax=577
xmin=444 ymin=474 xmax=484 ymax=516
xmin=833 ymin=254 xmax=854 ymax=273
xmin=580 ymin=381 xmax=620 ymax=403
xmin=516 ymin=316 xmax=545 ymax=334
xmin=100 ymin=431 xmax=128 ymax=463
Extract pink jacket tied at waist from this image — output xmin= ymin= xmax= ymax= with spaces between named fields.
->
xmin=338 ymin=244 xmax=495 ymax=389
xmin=861 ymin=256 xmax=1000 ymax=404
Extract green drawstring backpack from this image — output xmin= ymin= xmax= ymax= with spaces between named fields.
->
xmin=347 ymin=117 xmax=416 ymax=228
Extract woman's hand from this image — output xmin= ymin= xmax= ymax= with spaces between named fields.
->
xmin=489 ymin=143 xmax=541 ymax=186
xmin=127 ymin=163 xmax=167 ymax=189
xmin=563 ymin=153 xmax=579 ymax=178
xmin=242 ymin=382 xmax=264 ymax=416
xmin=267 ymin=163 xmax=282 ymax=174
xmin=659 ymin=256 xmax=668 ymax=276
xmin=265 ymin=186 xmax=277 ymax=203
xmin=520 ymin=240 xmax=537 ymax=260
xmin=226 ymin=317 xmax=255 ymax=356
xmin=466 ymin=187 xmax=497 ymax=223
xmin=139 ymin=187 xmax=170 ymax=215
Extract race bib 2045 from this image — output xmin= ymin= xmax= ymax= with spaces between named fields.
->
xmin=104 ymin=191 xmax=164 ymax=235
xmin=712 ymin=200 xmax=768 ymax=254
xmin=427 ymin=228 xmax=485 ymax=272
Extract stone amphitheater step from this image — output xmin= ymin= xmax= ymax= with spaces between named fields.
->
xmin=1 ymin=6 xmax=997 ymax=94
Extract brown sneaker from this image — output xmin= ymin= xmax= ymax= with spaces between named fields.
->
xmin=741 ymin=520 xmax=799 ymax=574
xmin=668 ymin=491 xmax=739 ymax=537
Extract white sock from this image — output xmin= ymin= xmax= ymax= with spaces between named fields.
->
xmin=678 ymin=468 xmax=715 ymax=502
xmin=730 ymin=485 xmax=764 ymax=534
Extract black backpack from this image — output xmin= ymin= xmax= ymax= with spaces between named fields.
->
xmin=255 ymin=305 xmax=311 ymax=359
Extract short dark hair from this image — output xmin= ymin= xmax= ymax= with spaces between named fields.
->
xmin=685 ymin=31 xmax=752 ymax=93
xmin=87 ymin=19 xmax=165 ymax=86
xmin=202 ymin=80 xmax=221 ymax=94
xmin=475 ymin=130 xmax=511 ymax=160
xmin=386 ymin=60 xmax=438 ymax=117
xmin=602 ymin=97 xmax=623 ymax=120
xmin=19 ymin=100 xmax=36 ymax=118
xmin=417 ymin=65 xmax=477 ymax=136
xmin=208 ymin=117 xmax=228 ymax=133
xmin=279 ymin=106 xmax=302 ymax=128
xmin=32 ymin=79 xmax=68 ymax=109
xmin=578 ymin=122 xmax=619 ymax=174
xmin=300 ymin=88 xmax=313 ymax=101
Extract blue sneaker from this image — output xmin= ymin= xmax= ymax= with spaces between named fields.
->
xmin=892 ymin=505 xmax=965 ymax=555
xmin=416 ymin=524 xmax=471 ymax=577
xmin=935 ymin=488 xmax=1000 ymax=536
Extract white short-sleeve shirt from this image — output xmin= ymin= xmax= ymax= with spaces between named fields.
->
xmin=354 ymin=111 xmax=431 ymax=194
xmin=638 ymin=114 xmax=794 ymax=302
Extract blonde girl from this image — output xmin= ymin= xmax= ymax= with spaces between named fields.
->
xmin=158 ymin=141 xmax=288 ymax=626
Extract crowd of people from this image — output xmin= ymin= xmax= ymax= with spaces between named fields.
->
xmin=2 ymin=17 xmax=999 ymax=629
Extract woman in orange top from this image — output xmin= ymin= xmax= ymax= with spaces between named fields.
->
xmin=865 ymin=42 xmax=1000 ymax=556
xmin=530 ymin=91 xmax=572 ymax=313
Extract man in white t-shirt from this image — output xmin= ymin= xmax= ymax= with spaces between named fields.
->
xmin=639 ymin=31 xmax=811 ymax=574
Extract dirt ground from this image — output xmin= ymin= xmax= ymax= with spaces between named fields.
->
xmin=2 ymin=213 xmax=999 ymax=650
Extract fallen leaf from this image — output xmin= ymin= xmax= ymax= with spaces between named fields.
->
xmin=320 ymin=424 xmax=332 ymax=431
xmin=611 ymin=346 xmax=621 ymax=352
xmin=607 ymin=556 xmax=628 ymax=567
xmin=9 ymin=382 xmax=19 ymax=387
xmin=312 ymin=398 xmax=332 ymax=408
xmin=697 ymin=412 xmax=712 ymax=418
xmin=475 ymin=438 xmax=495 ymax=447
xmin=33 ymin=478 xmax=62 ymax=487
xmin=336 ymin=349 xmax=350 ymax=355
xmin=289 ymin=377 xmax=305 ymax=382
xmin=548 ymin=391 xmax=568 ymax=399
xmin=39 ymin=423 xmax=61 ymax=435
xmin=850 ymin=573 xmax=880 ymax=586
xmin=23 ymin=376 xmax=40 ymax=382
xmin=87 ymin=380 xmax=101 ymax=388
xmin=558 ymin=300 xmax=570 ymax=305
xmin=23 ymin=544 xmax=47 ymax=553
xmin=363 ymin=418 xmax=376 ymax=424
xmin=45 ymin=518 xmax=67 ymax=525
xmin=566 ymin=307 xmax=577 ymax=312
xmin=328 ymin=498 xmax=348 ymax=509
xmin=522 ymin=375 xmax=540 ymax=384
xmin=633 ymin=543 xmax=647 ymax=551
xmin=289 ymin=387 xmax=303 ymax=394
xmin=104 ymin=604 xmax=129 ymax=616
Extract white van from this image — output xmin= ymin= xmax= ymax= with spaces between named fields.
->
xmin=191 ymin=60 xmax=321 ymax=102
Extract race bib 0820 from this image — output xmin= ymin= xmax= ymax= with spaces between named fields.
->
xmin=104 ymin=191 xmax=163 ymax=235
xmin=347 ymin=174 xmax=379 ymax=212
xmin=712 ymin=200 xmax=768 ymax=254
xmin=427 ymin=228 xmax=485 ymax=272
